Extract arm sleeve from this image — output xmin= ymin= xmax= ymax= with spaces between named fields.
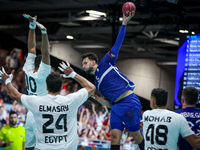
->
xmin=110 ymin=25 xmax=126 ymax=59
xmin=21 ymin=95 xmax=37 ymax=113
xmin=180 ymin=115 xmax=195 ymax=138
xmin=67 ymin=88 xmax=88 ymax=109
xmin=37 ymin=61 xmax=51 ymax=78
xmin=22 ymin=53 xmax=36 ymax=72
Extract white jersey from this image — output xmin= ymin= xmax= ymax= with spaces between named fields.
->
xmin=143 ymin=109 xmax=194 ymax=150
xmin=23 ymin=53 xmax=51 ymax=96
xmin=21 ymin=88 xmax=88 ymax=150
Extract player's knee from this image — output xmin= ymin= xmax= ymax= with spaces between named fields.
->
xmin=111 ymin=132 xmax=120 ymax=141
xmin=131 ymin=131 xmax=142 ymax=141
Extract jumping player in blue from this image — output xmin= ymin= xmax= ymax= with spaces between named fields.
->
xmin=81 ymin=12 xmax=144 ymax=150
xmin=176 ymin=87 xmax=200 ymax=150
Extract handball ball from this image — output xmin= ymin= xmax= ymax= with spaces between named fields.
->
xmin=122 ymin=2 xmax=136 ymax=17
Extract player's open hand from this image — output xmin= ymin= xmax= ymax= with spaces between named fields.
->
xmin=58 ymin=61 xmax=76 ymax=78
xmin=23 ymin=14 xmax=37 ymax=22
xmin=0 ymin=67 xmax=14 ymax=85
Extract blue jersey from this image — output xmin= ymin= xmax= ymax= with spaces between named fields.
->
xmin=95 ymin=52 xmax=135 ymax=105
xmin=94 ymin=25 xmax=135 ymax=104
xmin=176 ymin=107 xmax=200 ymax=150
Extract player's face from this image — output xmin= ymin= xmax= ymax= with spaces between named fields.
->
xmin=82 ymin=57 xmax=94 ymax=74
xmin=9 ymin=114 xmax=18 ymax=126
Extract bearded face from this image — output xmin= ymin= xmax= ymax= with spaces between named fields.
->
xmin=82 ymin=57 xmax=95 ymax=74
xmin=9 ymin=114 xmax=18 ymax=126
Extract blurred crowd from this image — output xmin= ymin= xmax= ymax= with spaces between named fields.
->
xmin=0 ymin=48 xmax=143 ymax=150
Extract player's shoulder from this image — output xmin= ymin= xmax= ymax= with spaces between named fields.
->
xmin=17 ymin=125 xmax=25 ymax=131
xmin=1 ymin=125 xmax=11 ymax=132
xmin=143 ymin=109 xmax=152 ymax=115
xmin=1 ymin=125 xmax=8 ymax=130
xmin=175 ymin=108 xmax=183 ymax=114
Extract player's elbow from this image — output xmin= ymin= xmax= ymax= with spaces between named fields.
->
xmin=87 ymin=84 xmax=96 ymax=96
xmin=90 ymin=84 xmax=96 ymax=94
xmin=10 ymin=92 xmax=18 ymax=100
xmin=186 ymin=134 xmax=200 ymax=149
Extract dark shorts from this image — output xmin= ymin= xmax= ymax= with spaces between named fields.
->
xmin=110 ymin=93 xmax=141 ymax=132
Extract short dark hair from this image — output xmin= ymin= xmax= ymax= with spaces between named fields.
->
xmin=151 ymin=88 xmax=168 ymax=107
xmin=46 ymin=72 xmax=62 ymax=93
xmin=182 ymin=87 xmax=199 ymax=105
xmin=35 ymin=54 xmax=42 ymax=69
xmin=81 ymin=52 xmax=98 ymax=64
xmin=9 ymin=111 xmax=18 ymax=117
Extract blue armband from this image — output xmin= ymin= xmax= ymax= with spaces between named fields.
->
xmin=110 ymin=25 xmax=126 ymax=57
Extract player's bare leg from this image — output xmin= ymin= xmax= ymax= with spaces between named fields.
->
xmin=110 ymin=129 xmax=122 ymax=149
xmin=130 ymin=130 xmax=144 ymax=150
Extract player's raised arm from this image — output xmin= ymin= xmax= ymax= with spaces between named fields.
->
xmin=58 ymin=61 xmax=95 ymax=97
xmin=23 ymin=14 xmax=37 ymax=55
xmin=0 ymin=68 xmax=23 ymax=104
xmin=110 ymin=12 xmax=134 ymax=58
xmin=36 ymin=22 xmax=50 ymax=65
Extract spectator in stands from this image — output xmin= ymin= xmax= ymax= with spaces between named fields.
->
xmin=19 ymin=107 xmax=27 ymax=123
xmin=0 ymin=49 xmax=8 ymax=68
xmin=91 ymin=103 xmax=108 ymax=132
xmin=91 ymin=145 xmax=98 ymax=150
xmin=0 ymin=111 xmax=25 ymax=149
xmin=78 ymin=145 xmax=85 ymax=150
xmin=5 ymin=48 xmax=22 ymax=73
xmin=0 ymin=104 xmax=7 ymax=125
xmin=79 ymin=108 xmax=90 ymax=130
xmin=80 ymin=129 xmax=89 ymax=146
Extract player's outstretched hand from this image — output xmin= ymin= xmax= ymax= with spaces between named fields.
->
xmin=0 ymin=67 xmax=14 ymax=85
xmin=23 ymin=14 xmax=37 ymax=22
xmin=123 ymin=12 xmax=135 ymax=25
xmin=58 ymin=61 xmax=77 ymax=78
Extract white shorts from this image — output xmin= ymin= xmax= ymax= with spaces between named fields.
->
xmin=25 ymin=111 xmax=36 ymax=148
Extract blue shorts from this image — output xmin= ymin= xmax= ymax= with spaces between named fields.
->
xmin=110 ymin=93 xmax=141 ymax=132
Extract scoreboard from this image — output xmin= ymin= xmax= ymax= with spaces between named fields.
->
xmin=174 ymin=34 xmax=200 ymax=109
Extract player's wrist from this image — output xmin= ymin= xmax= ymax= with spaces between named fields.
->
xmin=41 ymin=30 xmax=47 ymax=34
xmin=5 ymin=74 xmax=13 ymax=85
xmin=29 ymin=22 xmax=36 ymax=29
xmin=5 ymin=78 xmax=11 ymax=85
xmin=122 ymin=21 xmax=127 ymax=25
xmin=63 ymin=71 xmax=77 ymax=78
